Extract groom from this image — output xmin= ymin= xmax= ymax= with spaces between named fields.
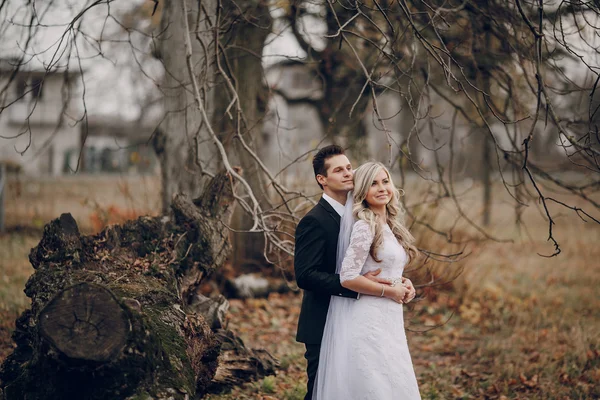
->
xmin=294 ymin=145 xmax=398 ymax=399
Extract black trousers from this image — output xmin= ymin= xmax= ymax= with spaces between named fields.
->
xmin=304 ymin=343 xmax=321 ymax=400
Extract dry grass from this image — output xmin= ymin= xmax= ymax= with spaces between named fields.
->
xmin=408 ymin=232 xmax=600 ymax=398
xmin=3 ymin=174 xmax=160 ymax=233
xmin=0 ymin=230 xmax=38 ymax=360
xmin=403 ymin=180 xmax=600 ymax=399
xmin=0 ymin=231 xmax=37 ymax=313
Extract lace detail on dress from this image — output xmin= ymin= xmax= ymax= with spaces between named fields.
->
xmin=339 ymin=220 xmax=374 ymax=283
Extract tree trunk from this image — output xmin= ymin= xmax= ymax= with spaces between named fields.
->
xmin=0 ymin=172 xmax=276 ymax=400
xmin=213 ymin=1 xmax=272 ymax=269
xmin=482 ymin=134 xmax=492 ymax=226
xmin=481 ymin=20 xmax=493 ymax=227
xmin=155 ymin=0 xmax=220 ymax=215
xmin=156 ymin=0 xmax=273 ymax=270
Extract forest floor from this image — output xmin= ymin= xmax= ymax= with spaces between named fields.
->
xmin=1 ymin=192 xmax=599 ymax=400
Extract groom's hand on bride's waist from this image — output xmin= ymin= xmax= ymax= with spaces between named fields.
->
xmin=355 ymin=269 xmax=391 ymax=300
xmin=363 ymin=268 xmax=392 ymax=285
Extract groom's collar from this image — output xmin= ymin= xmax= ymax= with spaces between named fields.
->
xmin=322 ymin=193 xmax=346 ymax=217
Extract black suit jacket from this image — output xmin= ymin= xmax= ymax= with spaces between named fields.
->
xmin=294 ymin=197 xmax=358 ymax=344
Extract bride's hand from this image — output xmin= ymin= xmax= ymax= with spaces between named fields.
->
xmin=384 ymin=285 xmax=408 ymax=304
xmin=401 ymin=278 xmax=416 ymax=303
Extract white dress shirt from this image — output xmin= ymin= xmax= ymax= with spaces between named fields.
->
xmin=322 ymin=192 xmax=346 ymax=217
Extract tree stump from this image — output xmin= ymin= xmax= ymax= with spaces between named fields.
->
xmin=0 ymin=171 xmax=276 ymax=400
xmin=38 ymin=282 xmax=131 ymax=362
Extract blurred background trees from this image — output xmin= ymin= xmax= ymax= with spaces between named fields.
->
xmin=1 ymin=0 xmax=599 ymax=261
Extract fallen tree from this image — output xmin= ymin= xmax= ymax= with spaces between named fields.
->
xmin=0 ymin=171 xmax=276 ymax=400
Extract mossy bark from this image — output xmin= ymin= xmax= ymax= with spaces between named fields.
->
xmin=0 ymin=171 xmax=275 ymax=400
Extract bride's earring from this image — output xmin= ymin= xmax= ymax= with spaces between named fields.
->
xmin=398 ymin=188 xmax=405 ymax=197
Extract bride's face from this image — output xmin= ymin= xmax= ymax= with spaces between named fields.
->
xmin=365 ymin=169 xmax=393 ymax=208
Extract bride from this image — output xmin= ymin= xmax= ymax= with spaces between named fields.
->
xmin=312 ymin=161 xmax=421 ymax=400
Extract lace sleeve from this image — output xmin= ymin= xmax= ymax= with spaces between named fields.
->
xmin=339 ymin=220 xmax=374 ymax=283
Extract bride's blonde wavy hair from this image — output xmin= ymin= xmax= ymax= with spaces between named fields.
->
xmin=352 ymin=162 xmax=418 ymax=264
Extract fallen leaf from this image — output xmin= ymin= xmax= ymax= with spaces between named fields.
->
xmin=461 ymin=369 xmax=479 ymax=378
xmin=528 ymin=351 xmax=541 ymax=362
xmin=520 ymin=373 xmax=538 ymax=388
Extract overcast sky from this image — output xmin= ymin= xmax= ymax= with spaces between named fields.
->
xmin=1 ymin=0 xmax=598 ymax=121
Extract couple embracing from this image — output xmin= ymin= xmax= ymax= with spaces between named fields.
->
xmin=294 ymin=145 xmax=421 ymax=400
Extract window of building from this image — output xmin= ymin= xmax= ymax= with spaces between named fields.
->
xmin=15 ymin=78 xmax=27 ymax=101
xmin=31 ymin=78 xmax=43 ymax=99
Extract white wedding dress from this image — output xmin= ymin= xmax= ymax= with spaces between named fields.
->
xmin=313 ymin=220 xmax=421 ymax=400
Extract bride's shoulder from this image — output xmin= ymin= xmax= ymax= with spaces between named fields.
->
xmin=353 ymin=219 xmax=368 ymax=227
xmin=352 ymin=219 xmax=372 ymax=234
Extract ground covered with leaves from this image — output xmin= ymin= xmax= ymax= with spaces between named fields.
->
xmin=203 ymin=208 xmax=600 ymax=400
xmin=1 ymin=210 xmax=599 ymax=399
xmin=206 ymin=283 xmax=599 ymax=400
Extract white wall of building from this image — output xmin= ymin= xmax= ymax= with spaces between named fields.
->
xmin=0 ymin=72 xmax=80 ymax=176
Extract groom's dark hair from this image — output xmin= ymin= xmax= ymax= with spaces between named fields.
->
xmin=313 ymin=145 xmax=345 ymax=190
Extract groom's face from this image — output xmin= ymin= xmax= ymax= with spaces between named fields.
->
xmin=318 ymin=154 xmax=354 ymax=193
